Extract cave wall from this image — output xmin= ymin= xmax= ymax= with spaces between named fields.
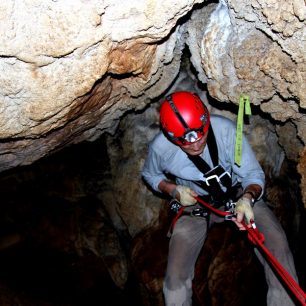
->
xmin=0 ymin=0 xmax=201 ymax=170
xmin=0 ymin=0 xmax=305 ymax=167
xmin=0 ymin=1 xmax=306 ymax=305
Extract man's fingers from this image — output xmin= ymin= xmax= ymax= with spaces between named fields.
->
xmin=176 ymin=185 xmax=197 ymax=206
xmin=232 ymin=220 xmax=246 ymax=230
xmin=236 ymin=212 xmax=243 ymax=223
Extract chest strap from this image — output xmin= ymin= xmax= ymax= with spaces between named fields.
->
xmin=187 ymin=125 xmax=232 ymax=206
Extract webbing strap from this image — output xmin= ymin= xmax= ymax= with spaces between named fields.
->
xmin=207 ymin=124 xmax=219 ymax=167
xmin=187 ymin=125 xmax=232 ymax=204
xmin=235 ymin=94 xmax=252 ymax=166
xmin=188 ymin=125 xmax=218 ymax=172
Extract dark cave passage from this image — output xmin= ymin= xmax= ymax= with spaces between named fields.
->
xmin=0 ymin=131 xmax=304 ymax=306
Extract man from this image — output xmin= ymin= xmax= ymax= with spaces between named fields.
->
xmin=142 ymin=91 xmax=298 ymax=306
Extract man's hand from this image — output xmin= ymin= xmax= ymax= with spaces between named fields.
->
xmin=233 ymin=196 xmax=254 ymax=230
xmin=175 ymin=185 xmax=198 ymax=206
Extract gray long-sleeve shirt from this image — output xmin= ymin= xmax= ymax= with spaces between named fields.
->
xmin=142 ymin=114 xmax=265 ymax=197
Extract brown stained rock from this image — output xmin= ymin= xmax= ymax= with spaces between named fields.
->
xmin=109 ymin=42 xmax=157 ymax=77
xmin=232 ymin=33 xmax=275 ymax=101
xmin=297 ymin=147 xmax=306 ymax=209
xmin=257 ymin=44 xmax=301 ymax=100
xmin=0 ymin=78 xmax=113 ymax=172
xmin=257 ymin=0 xmax=304 ymax=38
xmin=276 ymin=121 xmax=304 ymax=162
xmin=0 ymin=0 xmax=197 ymax=171
xmin=260 ymin=96 xmax=302 ymax=122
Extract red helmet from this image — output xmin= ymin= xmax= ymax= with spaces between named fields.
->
xmin=160 ymin=91 xmax=210 ymax=145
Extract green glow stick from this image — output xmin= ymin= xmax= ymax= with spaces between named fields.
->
xmin=235 ymin=95 xmax=251 ymax=166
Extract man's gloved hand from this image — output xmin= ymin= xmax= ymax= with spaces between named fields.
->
xmin=174 ymin=185 xmax=197 ymax=206
xmin=234 ymin=196 xmax=254 ymax=229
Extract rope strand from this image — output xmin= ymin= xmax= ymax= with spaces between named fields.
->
xmin=195 ymin=196 xmax=306 ymax=306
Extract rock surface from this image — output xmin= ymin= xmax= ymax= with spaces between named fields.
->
xmin=0 ymin=0 xmax=305 ymax=169
xmin=0 ymin=1 xmax=305 ymax=305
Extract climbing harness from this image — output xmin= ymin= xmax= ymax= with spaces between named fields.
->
xmin=188 ymin=124 xmax=235 ymax=207
xmin=168 ymin=124 xmax=238 ymax=234
xmin=195 ymin=196 xmax=306 ymax=306
xmin=167 ymin=199 xmax=209 ymax=237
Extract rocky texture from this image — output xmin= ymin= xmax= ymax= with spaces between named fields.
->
xmin=0 ymin=1 xmax=305 ymax=304
xmin=0 ymin=0 xmax=305 ymax=208
xmin=0 ymin=0 xmax=202 ymax=171
xmin=0 ymin=0 xmax=305 ymax=166
xmin=298 ymin=147 xmax=306 ymax=209
xmin=194 ymin=0 xmax=306 ymax=154
xmin=2 ymin=0 xmax=306 ymax=216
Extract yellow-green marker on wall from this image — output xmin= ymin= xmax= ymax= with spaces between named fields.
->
xmin=235 ymin=94 xmax=252 ymax=166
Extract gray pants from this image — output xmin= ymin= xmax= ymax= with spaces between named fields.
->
xmin=163 ymin=200 xmax=299 ymax=306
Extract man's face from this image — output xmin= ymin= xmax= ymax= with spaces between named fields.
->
xmin=179 ymin=133 xmax=208 ymax=156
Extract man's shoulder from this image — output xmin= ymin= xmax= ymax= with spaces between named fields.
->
xmin=211 ymin=114 xmax=235 ymax=124
xmin=209 ymin=114 xmax=237 ymax=146
xmin=150 ymin=131 xmax=178 ymax=153
xmin=210 ymin=114 xmax=236 ymax=131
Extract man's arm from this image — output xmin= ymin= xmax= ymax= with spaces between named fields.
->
xmin=242 ymin=184 xmax=262 ymax=204
xmin=158 ymin=180 xmax=198 ymax=206
xmin=158 ymin=180 xmax=177 ymax=198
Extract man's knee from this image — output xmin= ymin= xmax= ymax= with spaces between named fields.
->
xmin=163 ymin=277 xmax=192 ymax=306
xmin=164 ymin=274 xmax=192 ymax=291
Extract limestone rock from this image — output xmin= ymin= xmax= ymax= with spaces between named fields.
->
xmin=297 ymin=147 xmax=306 ymax=209
xmin=0 ymin=0 xmax=305 ymax=174
xmin=196 ymin=0 xmax=306 ymax=143
xmin=0 ymin=0 xmax=202 ymax=171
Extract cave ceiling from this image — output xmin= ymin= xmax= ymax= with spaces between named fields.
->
xmin=0 ymin=0 xmax=305 ymax=181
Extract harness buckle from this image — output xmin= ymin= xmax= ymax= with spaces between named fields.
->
xmin=225 ymin=200 xmax=236 ymax=212
xmin=224 ymin=200 xmax=236 ymax=221
xmin=219 ymin=171 xmax=231 ymax=180
xmin=191 ymin=208 xmax=209 ymax=218
xmin=205 ymin=174 xmax=220 ymax=186
xmin=169 ymin=199 xmax=182 ymax=213
xmin=204 ymin=165 xmax=231 ymax=187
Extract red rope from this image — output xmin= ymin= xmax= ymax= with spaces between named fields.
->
xmin=168 ymin=206 xmax=186 ymax=234
xmin=245 ymin=221 xmax=306 ymax=306
xmin=195 ymin=196 xmax=306 ymax=306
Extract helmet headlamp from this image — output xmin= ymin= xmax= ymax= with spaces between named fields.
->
xmin=176 ymin=126 xmax=206 ymax=145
